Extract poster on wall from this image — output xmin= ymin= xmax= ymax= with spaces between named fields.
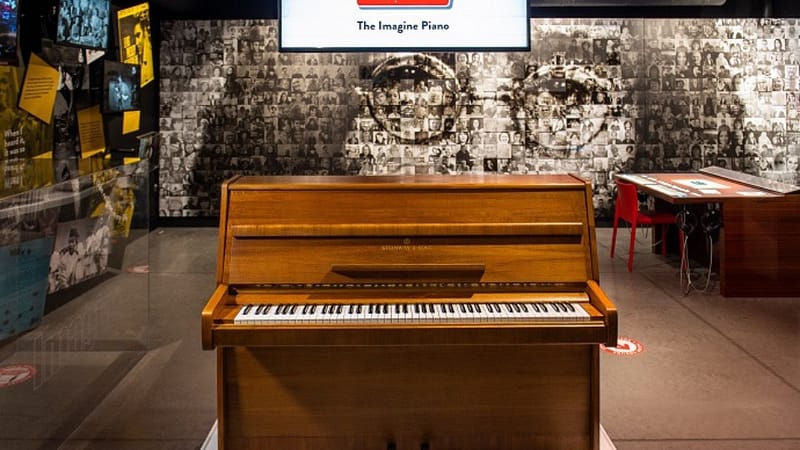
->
xmin=0 ymin=236 xmax=55 ymax=340
xmin=0 ymin=65 xmax=55 ymax=195
xmin=77 ymin=105 xmax=106 ymax=158
xmin=52 ymin=62 xmax=86 ymax=182
xmin=117 ymin=2 xmax=153 ymax=87
xmin=47 ymin=215 xmax=110 ymax=294
xmin=55 ymin=0 xmax=110 ymax=50
xmin=18 ymin=54 xmax=60 ymax=124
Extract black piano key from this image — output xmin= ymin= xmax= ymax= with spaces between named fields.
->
xmin=566 ymin=303 xmax=576 ymax=312
xmin=448 ymin=304 xmax=455 ymax=313
xmin=540 ymin=303 xmax=549 ymax=312
xmin=290 ymin=304 xmax=298 ymax=314
xmin=356 ymin=304 xmax=362 ymax=314
xmin=382 ymin=304 xmax=389 ymax=314
xmin=243 ymin=305 xmax=253 ymax=314
xmin=414 ymin=304 xmax=420 ymax=313
xmin=532 ymin=303 xmax=540 ymax=313
xmin=336 ymin=304 xmax=343 ymax=314
xmin=256 ymin=304 xmax=265 ymax=314
xmin=475 ymin=304 xmax=483 ymax=313
xmin=395 ymin=304 xmax=401 ymax=314
xmin=459 ymin=303 xmax=466 ymax=313
xmin=322 ymin=304 xmax=329 ymax=314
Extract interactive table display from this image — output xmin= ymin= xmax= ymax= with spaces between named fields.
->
xmin=615 ymin=167 xmax=800 ymax=297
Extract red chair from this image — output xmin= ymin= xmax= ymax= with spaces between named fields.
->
xmin=610 ymin=180 xmax=678 ymax=272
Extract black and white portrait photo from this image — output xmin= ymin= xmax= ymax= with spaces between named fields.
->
xmin=56 ymin=0 xmax=110 ymax=49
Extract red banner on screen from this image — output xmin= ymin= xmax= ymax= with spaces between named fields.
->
xmin=358 ymin=0 xmax=452 ymax=7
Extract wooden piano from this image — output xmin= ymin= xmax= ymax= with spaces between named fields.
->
xmin=202 ymin=174 xmax=618 ymax=450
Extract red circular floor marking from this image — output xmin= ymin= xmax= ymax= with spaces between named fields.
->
xmin=601 ymin=336 xmax=644 ymax=356
xmin=0 ymin=364 xmax=36 ymax=387
xmin=126 ymin=264 xmax=150 ymax=273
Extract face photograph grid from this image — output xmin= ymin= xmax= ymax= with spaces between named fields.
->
xmin=157 ymin=18 xmax=800 ymax=218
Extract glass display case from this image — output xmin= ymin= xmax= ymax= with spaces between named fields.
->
xmin=0 ymin=160 xmax=151 ymax=441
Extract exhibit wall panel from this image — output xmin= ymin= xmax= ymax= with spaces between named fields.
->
xmin=157 ymin=18 xmax=800 ymax=218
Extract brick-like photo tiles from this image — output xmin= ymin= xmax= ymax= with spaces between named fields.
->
xmin=158 ymin=18 xmax=800 ymax=218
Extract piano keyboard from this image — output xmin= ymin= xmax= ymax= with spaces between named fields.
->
xmin=233 ymin=302 xmax=591 ymax=324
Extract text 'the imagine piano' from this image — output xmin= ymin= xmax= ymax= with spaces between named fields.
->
xmin=202 ymin=174 xmax=618 ymax=450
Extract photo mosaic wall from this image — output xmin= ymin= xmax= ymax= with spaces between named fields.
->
xmin=158 ymin=18 xmax=800 ymax=218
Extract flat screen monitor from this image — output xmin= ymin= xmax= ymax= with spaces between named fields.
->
xmin=279 ymin=0 xmax=530 ymax=52
xmin=0 ymin=0 xmax=18 ymax=63
xmin=56 ymin=0 xmax=110 ymax=50
xmin=102 ymin=60 xmax=140 ymax=113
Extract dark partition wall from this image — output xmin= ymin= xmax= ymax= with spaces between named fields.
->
xmin=157 ymin=18 xmax=800 ymax=219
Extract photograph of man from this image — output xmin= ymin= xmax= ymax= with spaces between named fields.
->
xmin=48 ymin=227 xmax=83 ymax=293
xmin=117 ymin=2 xmax=153 ymax=85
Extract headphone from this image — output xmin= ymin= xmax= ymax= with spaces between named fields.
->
xmin=676 ymin=209 xmax=697 ymax=235
xmin=701 ymin=208 xmax=722 ymax=241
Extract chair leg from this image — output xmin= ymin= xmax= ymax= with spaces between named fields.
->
xmin=610 ymin=218 xmax=619 ymax=258
xmin=628 ymin=223 xmax=636 ymax=272
xmin=661 ymin=224 xmax=667 ymax=258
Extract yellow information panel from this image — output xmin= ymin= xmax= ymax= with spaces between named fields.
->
xmin=122 ymin=110 xmax=141 ymax=135
xmin=77 ymin=105 xmax=106 ymax=158
xmin=18 ymin=54 xmax=59 ymax=124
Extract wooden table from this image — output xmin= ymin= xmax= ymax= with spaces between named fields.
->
xmin=615 ymin=167 xmax=800 ymax=297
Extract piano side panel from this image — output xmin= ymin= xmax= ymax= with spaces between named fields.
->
xmin=218 ymin=344 xmax=598 ymax=450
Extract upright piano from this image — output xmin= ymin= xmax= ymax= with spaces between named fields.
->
xmin=202 ymin=174 xmax=618 ymax=450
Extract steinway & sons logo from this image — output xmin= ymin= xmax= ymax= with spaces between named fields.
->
xmin=381 ymin=238 xmax=433 ymax=251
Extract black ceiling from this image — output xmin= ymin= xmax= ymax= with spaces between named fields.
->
xmin=146 ymin=0 xmax=799 ymax=20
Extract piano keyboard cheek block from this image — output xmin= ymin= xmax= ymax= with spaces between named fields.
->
xmin=202 ymin=175 xmax=618 ymax=450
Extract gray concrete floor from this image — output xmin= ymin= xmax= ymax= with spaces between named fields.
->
xmin=0 ymin=226 xmax=798 ymax=449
